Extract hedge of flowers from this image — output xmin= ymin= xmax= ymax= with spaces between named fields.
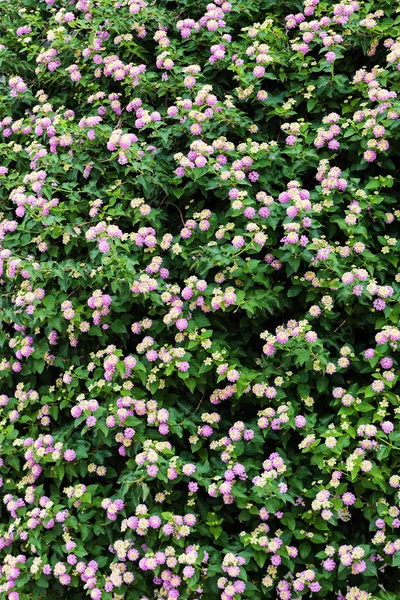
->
xmin=1 ymin=0 xmax=400 ymax=598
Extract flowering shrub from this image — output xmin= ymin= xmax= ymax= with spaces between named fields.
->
xmin=1 ymin=0 xmax=400 ymax=598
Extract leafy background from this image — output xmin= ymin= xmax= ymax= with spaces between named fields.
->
xmin=1 ymin=0 xmax=400 ymax=598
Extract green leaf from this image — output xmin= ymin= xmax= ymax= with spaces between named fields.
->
xmin=111 ymin=319 xmax=127 ymax=334
xmin=185 ymin=377 xmax=197 ymax=393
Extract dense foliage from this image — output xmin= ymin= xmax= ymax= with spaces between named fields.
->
xmin=1 ymin=0 xmax=400 ymax=598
